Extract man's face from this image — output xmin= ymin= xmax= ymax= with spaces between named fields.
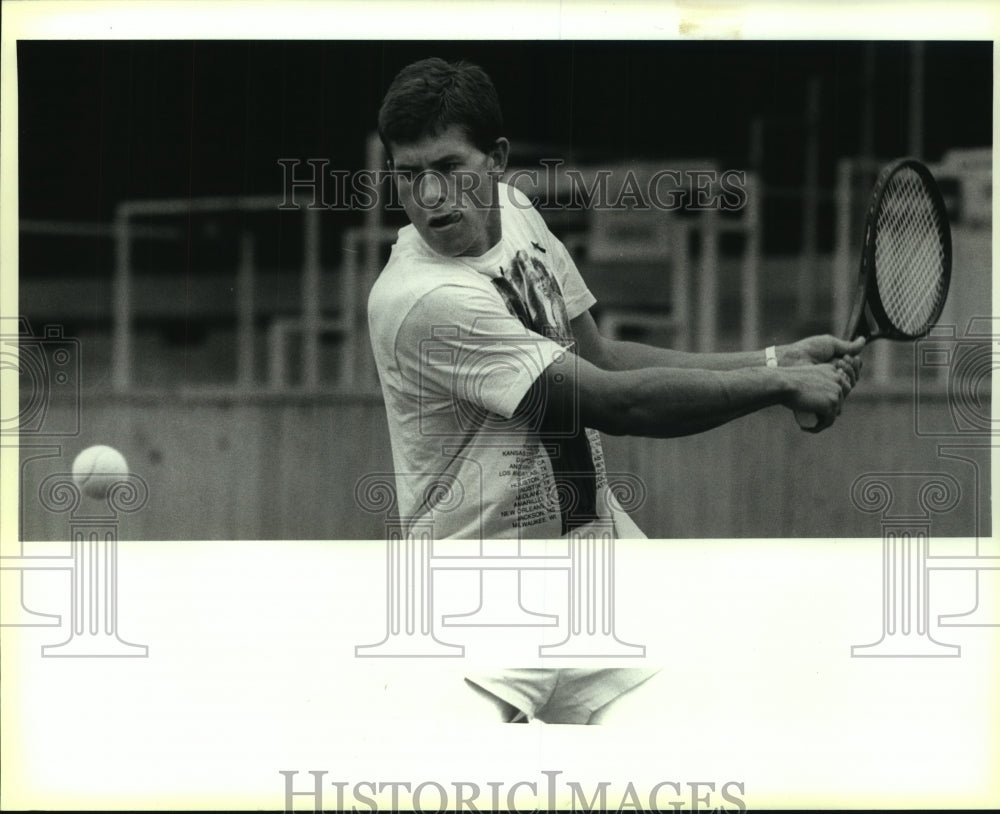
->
xmin=389 ymin=125 xmax=509 ymax=258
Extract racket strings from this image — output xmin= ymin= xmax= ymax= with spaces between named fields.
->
xmin=874 ymin=168 xmax=948 ymax=336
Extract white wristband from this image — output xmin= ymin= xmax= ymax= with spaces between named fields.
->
xmin=765 ymin=346 xmax=778 ymax=368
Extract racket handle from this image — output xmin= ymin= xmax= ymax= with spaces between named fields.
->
xmin=794 ymin=409 xmax=821 ymax=430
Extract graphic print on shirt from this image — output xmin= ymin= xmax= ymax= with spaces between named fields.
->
xmin=491 ymin=248 xmax=598 ymax=534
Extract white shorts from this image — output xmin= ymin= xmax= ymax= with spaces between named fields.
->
xmin=465 ymin=667 xmax=660 ymax=724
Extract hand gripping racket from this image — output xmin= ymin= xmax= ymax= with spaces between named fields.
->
xmin=796 ymin=157 xmax=952 ymax=429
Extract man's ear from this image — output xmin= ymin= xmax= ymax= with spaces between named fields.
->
xmin=487 ymin=137 xmax=510 ymax=174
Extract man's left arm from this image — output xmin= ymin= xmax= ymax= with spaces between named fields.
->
xmin=570 ymin=309 xmax=864 ymax=378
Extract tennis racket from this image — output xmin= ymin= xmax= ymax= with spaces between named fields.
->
xmin=796 ymin=157 xmax=952 ymax=429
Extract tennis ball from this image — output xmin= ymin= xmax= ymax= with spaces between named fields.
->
xmin=72 ymin=445 xmax=129 ymax=499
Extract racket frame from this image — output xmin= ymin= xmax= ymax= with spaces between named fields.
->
xmin=795 ymin=158 xmax=952 ymax=431
xmin=844 ymin=157 xmax=952 ymax=342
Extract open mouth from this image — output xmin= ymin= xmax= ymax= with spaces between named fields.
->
xmin=428 ymin=211 xmax=462 ymax=229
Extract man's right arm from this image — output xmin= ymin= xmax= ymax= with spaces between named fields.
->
xmin=530 ymin=349 xmax=853 ymax=438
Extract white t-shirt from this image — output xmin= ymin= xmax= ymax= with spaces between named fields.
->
xmin=368 ymin=182 xmax=642 ymax=540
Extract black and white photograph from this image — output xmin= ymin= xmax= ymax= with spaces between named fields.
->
xmin=2 ymin=1 xmax=997 ymax=810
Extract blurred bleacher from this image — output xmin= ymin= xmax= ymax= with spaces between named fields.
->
xmin=19 ymin=140 xmax=991 ymax=394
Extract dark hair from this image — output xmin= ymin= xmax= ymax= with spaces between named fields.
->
xmin=377 ymin=58 xmax=503 ymax=159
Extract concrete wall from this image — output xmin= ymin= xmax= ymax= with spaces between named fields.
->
xmin=16 ymin=390 xmax=986 ymax=542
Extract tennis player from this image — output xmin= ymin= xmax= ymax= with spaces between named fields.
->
xmin=367 ymin=58 xmax=862 ymax=724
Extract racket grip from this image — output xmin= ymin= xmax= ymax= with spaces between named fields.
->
xmin=794 ymin=409 xmax=821 ymax=430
